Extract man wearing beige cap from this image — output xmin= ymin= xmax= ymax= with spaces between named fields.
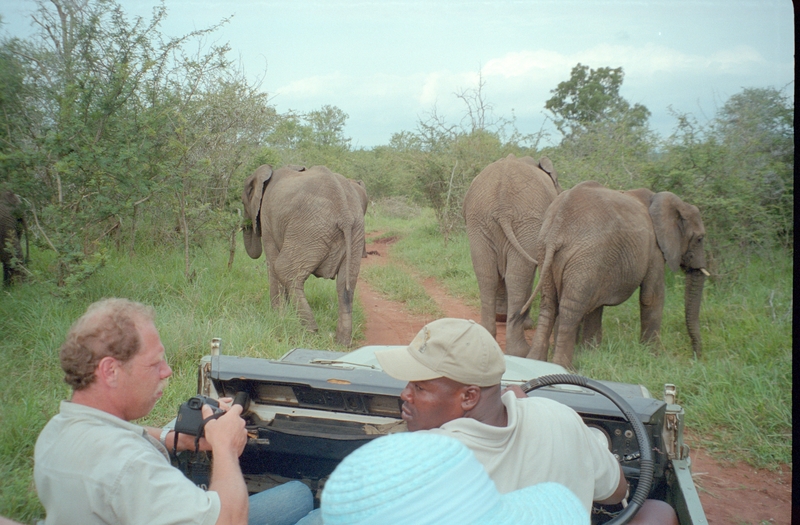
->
xmin=375 ymin=318 xmax=677 ymax=525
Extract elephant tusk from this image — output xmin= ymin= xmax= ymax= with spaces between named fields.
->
xmin=700 ymin=268 xmax=710 ymax=276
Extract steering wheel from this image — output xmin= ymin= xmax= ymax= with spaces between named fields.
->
xmin=521 ymin=374 xmax=654 ymax=525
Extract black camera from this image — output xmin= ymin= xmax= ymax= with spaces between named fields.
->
xmin=172 ymin=392 xmax=251 ymax=453
xmin=174 ymin=395 xmax=225 ymax=438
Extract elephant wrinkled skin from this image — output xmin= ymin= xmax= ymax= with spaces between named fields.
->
xmin=0 ymin=190 xmax=27 ymax=285
xmin=527 ymin=181 xmax=707 ymax=368
xmin=242 ymin=165 xmax=367 ymax=346
xmin=463 ymin=154 xmax=561 ymax=357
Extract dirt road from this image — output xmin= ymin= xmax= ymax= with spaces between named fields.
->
xmin=357 ymin=236 xmax=792 ymax=525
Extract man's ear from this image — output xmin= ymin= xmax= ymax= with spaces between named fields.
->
xmin=97 ymin=356 xmax=119 ymax=387
xmin=460 ymin=385 xmax=482 ymax=411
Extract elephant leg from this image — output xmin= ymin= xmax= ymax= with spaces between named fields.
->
xmin=550 ymin=296 xmax=584 ymax=370
xmin=552 ymin=314 xmax=560 ymax=349
xmin=495 ymin=279 xmax=507 ymax=322
xmin=580 ymin=306 xmax=604 ymax=347
xmin=264 ymin=243 xmax=285 ymax=309
xmin=273 ymin=251 xmax=318 ymax=332
xmin=639 ymin=276 xmax=665 ymax=345
xmin=504 ymin=256 xmax=535 ymax=357
xmin=1 ymin=231 xmax=15 ymax=284
xmin=528 ymin=293 xmax=556 ymax=361
xmin=267 ymin=265 xmax=285 ymax=309
xmin=522 ymin=314 xmax=534 ymax=330
xmin=288 ymin=275 xmax=318 ymax=332
xmin=470 ymin=242 xmax=499 ymax=339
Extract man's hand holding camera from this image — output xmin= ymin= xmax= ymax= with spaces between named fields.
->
xmin=201 ymin=401 xmax=247 ymax=458
xmin=147 ymin=396 xmax=248 ymax=454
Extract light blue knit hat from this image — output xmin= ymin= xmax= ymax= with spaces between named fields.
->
xmin=321 ymin=432 xmax=588 ymax=525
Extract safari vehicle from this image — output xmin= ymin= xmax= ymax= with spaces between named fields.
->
xmin=173 ymin=339 xmax=708 ymax=525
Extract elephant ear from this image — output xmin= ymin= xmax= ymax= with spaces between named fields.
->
xmin=649 ymin=191 xmax=686 ymax=273
xmin=243 ymin=165 xmax=272 ymax=222
xmin=241 ymin=165 xmax=273 ymax=259
xmin=624 ymin=187 xmax=655 ymax=208
xmin=538 ymin=156 xmax=562 ymax=193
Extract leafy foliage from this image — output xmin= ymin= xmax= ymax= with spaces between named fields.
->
xmin=545 ymin=63 xmax=651 ymax=139
xmin=646 ymin=85 xmax=794 ymax=264
xmin=0 ymin=0 xmax=277 ymax=285
xmin=265 ymin=105 xmax=352 ymax=170
xmin=0 ymin=0 xmax=792 ymax=299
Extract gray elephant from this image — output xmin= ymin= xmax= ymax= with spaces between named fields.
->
xmin=463 ymin=154 xmax=561 ymax=357
xmin=0 ymin=190 xmax=28 ymax=285
xmin=350 ymin=179 xmax=369 ymax=258
xmin=526 ymin=181 xmax=708 ymax=368
xmin=242 ymin=165 xmax=367 ymax=346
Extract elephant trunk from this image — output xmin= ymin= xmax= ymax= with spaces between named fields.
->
xmin=684 ymin=269 xmax=706 ymax=358
xmin=242 ymin=224 xmax=263 ymax=259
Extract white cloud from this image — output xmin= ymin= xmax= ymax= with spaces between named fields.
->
xmin=268 ymin=41 xmax=787 ymax=147
xmin=479 ymin=43 xmax=770 ymax=84
xmin=483 ymin=50 xmax=569 ymax=79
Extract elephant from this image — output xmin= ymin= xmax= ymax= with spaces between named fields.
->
xmin=0 ymin=190 xmax=28 ymax=285
xmin=242 ymin=164 xmax=367 ymax=346
xmin=525 ymin=180 xmax=708 ymax=368
xmin=462 ymin=153 xmax=562 ymax=357
xmin=350 ymin=179 xmax=369 ymax=258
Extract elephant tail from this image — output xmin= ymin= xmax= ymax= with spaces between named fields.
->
xmin=332 ymin=174 xmax=356 ymax=293
xmin=521 ymin=243 xmax=553 ymax=314
xmin=498 ymin=217 xmax=538 ymax=266
xmin=343 ymin=221 xmax=353 ymax=292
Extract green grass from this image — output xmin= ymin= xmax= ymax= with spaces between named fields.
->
xmin=360 ymin=203 xmax=450 ymax=316
xmin=360 ymin=264 xmax=442 ymax=317
xmin=0 ymin=240 xmax=365 ymax=522
xmin=0 ymin=204 xmax=792 ymax=522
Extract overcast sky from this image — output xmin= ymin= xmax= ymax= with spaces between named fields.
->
xmin=1 ymin=0 xmax=794 ymax=148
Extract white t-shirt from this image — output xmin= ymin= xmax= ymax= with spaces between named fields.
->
xmin=428 ymin=391 xmax=620 ymax=512
xmin=34 ymin=401 xmax=221 ymax=525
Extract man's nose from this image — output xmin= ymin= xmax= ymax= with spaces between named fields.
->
xmin=400 ymin=384 xmax=412 ymax=402
xmin=162 ymin=362 xmax=172 ymax=378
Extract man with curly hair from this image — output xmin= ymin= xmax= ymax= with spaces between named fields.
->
xmin=34 ymin=298 xmax=313 ymax=525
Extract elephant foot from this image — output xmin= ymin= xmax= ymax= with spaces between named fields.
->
xmin=504 ymin=341 xmax=530 ymax=358
xmin=302 ymin=321 xmax=319 ymax=333
xmin=525 ymin=347 xmax=549 ymax=362
xmin=552 ymin=352 xmax=576 ymax=371
xmin=335 ymin=326 xmax=353 ymax=346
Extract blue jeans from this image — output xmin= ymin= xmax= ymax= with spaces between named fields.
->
xmin=295 ymin=508 xmax=322 ymax=525
xmin=248 ymin=481 xmax=314 ymax=525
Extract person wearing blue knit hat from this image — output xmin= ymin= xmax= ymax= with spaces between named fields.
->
xmin=321 ymin=432 xmax=588 ymax=525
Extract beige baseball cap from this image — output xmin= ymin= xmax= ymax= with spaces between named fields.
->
xmin=375 ymin=318 xmax=506 ymax=387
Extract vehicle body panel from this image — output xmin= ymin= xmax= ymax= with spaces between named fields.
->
xmin=174 ymin=343 xmax=707 ymax=524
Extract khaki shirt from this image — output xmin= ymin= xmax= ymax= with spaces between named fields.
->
xmin=34 ymin=401 xmax=221 ymax=525
xmin=428 ymin=391 xmax=620 ymax=512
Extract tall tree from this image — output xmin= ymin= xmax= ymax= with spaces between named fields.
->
xmin=545 ymin=63 xmax=650 ymax=139
xmin=544 ymin=64 xmax=654 ymax=189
